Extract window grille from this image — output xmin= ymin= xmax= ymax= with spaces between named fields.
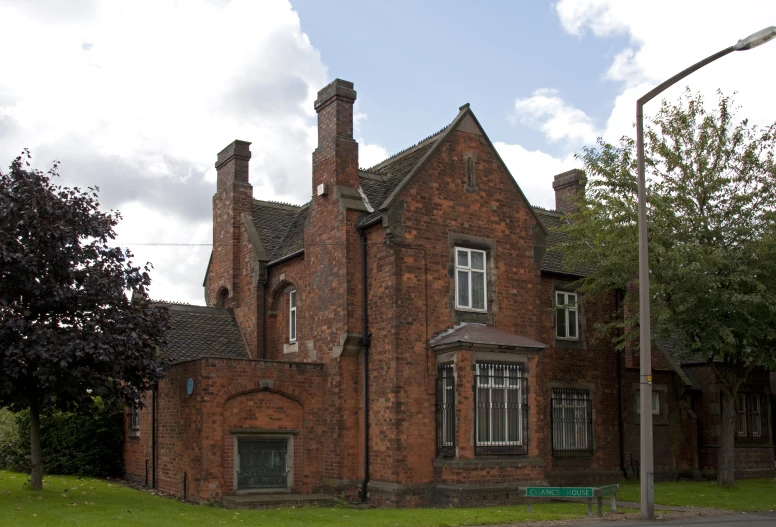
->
xmin=551 ymin=388 xmax=593 ymax=457
xmin=436 ymin=364 xmax=455 ymax=457
xmin=735 ymin=387 xmax=770 ymax=444
xmin=474 ymin=363 xmax=527 ymax=455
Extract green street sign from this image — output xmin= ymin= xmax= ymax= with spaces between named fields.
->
xmin=525 ymin=487 xmax=594 ymax=498
xmin=598 ymin=484 xmax=619 ymax=496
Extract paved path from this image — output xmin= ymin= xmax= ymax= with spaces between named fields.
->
xmin=564 ymin=512 xmax=776 ymax=526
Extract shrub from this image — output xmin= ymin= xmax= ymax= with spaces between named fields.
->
xmin=0 ymin=408 xmax=21 ymax=470
xmin=7 ymin=398 xmax=124 ymax=478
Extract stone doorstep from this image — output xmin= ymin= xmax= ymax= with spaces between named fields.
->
xmin=222 ymin=493 xmax=336 ymax=509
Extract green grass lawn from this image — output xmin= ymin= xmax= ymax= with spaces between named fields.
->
xmin=617 ymin=478 xmax=776 ymax=512
xmin=0 ymin=470 xmax=618 ymax=527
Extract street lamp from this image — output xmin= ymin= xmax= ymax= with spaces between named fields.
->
xmin=636 ymin=25 xmax=776 ymax=520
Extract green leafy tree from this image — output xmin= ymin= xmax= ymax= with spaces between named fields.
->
xmin=0 ymin=151 xmax=168 ymax=489
xmin=558 ymin=90 xmax=776 ymax=487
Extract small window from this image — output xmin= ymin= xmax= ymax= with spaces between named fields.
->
xmin=455 ymin=248 xmax=487 ymax=311
xmin=555 ymin=291 xmax=578 ymax=340
xmin=466 ymin=157 xmax=476 ymax=188
xmin=636 ymin=390 xmax=660 ymax=415
xmin=289 ymin=290 xmax=297 ymax=343
xmin=736 ymin=391 xmax=770 ymax=444
xmin=131 ymin=407 xmax=140 ymax=430
xmin=551 ymin=388 xmax=593 ymax=457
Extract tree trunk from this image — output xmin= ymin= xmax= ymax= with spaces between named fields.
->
xmin=718 ymin=390 xmax=737 ymax=487
xmin=29 ymin=403 xmax=44 ymax=491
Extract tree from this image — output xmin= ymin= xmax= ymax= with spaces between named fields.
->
xmin=0 ymin=151 xmax=168 ymax=489
xmin=558 ymin=90 xmax=776 ymax=487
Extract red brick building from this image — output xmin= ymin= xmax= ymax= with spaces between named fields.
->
xmin=123 ymin=79 xmax=774 ymax=506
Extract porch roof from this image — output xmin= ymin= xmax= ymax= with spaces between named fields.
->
xmin=429 ymin=323 xmax=548 ymax=353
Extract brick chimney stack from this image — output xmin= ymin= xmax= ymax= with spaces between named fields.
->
xmin=552 ymin=169 xmax=586 ymax=213
xmin=209 ymin=140 xmax=253 ymax=307
xmin=312 ymin=79 xmax=359 ymax=194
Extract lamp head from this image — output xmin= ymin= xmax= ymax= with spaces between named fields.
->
xmin=734 ymin=26 xmax=776 ymax=51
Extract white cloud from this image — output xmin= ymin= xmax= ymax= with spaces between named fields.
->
xmin=495 ymin=142 xmax=580 ymax=210
xmin=512 ymin=88 xmax=599 ymax=149
xmin=0 ymin=0 xmax=330 ymax=304
xmin=555 ymin=0 xmax=776 ymax=132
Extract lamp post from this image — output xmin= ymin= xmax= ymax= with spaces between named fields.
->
xmin=636 ymin=26 xmax=776 ymax=520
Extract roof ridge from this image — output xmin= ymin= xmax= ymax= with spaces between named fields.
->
xmin=368 ymin=125 xmax=448 ymax=171
xmin=532 ymin=205 xmax=562 ymax=216
xmin=253 ymin=199 xmax=303 ymax=211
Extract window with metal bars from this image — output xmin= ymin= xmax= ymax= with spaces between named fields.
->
xmin=436 ymin=364 xmax=455 ymax=457
xmin=735 ymin=390 xmax=770 ymax=444
xmin=551 ymin=388 xmax=593 ymax=457
xmin=474 ymin=363 xmax=527 ymax=455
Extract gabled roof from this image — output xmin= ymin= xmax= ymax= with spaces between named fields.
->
xmin=158 ymin=303 xmax=250 ymax=364
xmin=356 ymin=105 xmax=548 ymax=236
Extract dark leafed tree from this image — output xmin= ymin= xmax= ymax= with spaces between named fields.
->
xmin=0 ymin=151 xmax=168 ymax=490
xmin=558 ymin=90 xmax=776 ymax=487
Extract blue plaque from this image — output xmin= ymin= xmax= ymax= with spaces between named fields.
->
xmin=186 ymin=378 xmax=194 ymax=395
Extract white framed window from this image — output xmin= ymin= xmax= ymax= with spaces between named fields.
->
xmin=289 ymin=290 xmax=297 ymax=343
xmin=555 ymin=291 xmax=578 ymax=340
xmin=475 ymin=363 xmax=523 ymax=451
xmin=131 ymin=407 xmax=140 ymax=430
xmin=551 ymin=388 xmax=592 ymax=456
xmin=636 ymin=390 xmax=660 ymax=415
xmin=455 ymin=247 xmax=487 ymax=311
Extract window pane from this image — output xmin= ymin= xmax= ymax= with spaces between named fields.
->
xmin=471 ymin=251 xmax=484 ymax=270
xmin=567 ymin=293 xmax=576 ymax=307
xmin=491 ymin=389 xmax=506 ymax=442
xmin=568 ymin=309 xmax=577 ymax=338
xmin=457 ymin=270 xmax=469 ymax=307
xmin=472 ymin=271 xmax=485 ymax=310
xmin=457 ymin=250 xmax=468 ymax=267
xmin=290 ymin=311 xmax=296 ymax=340
xmin=290 ymin=290 xmax=296 ymax=308
xmin=556 ymin=308 xmax=567 ymax=338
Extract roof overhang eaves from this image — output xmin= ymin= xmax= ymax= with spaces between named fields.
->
xmin=430 ymin=341 xmax=547 ymax=353
xmin=266 ymin=248 xmax=304 ymax=268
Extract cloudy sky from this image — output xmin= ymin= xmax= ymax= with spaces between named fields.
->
xmin=1 ymin=0 xmax=775 ymax=305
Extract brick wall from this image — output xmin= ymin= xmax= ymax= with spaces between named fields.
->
xmin=123 ymin=358 xmax=326 ymax=502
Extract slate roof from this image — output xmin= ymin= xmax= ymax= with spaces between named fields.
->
xmin=430 ymin=323 xmax=547 ymax=351
xmin=533 ymin=207 xmax=597 ymax=277
xmin=358 ymin=129 xmax=446 ymax=226
xmin=161 ymin=303 xmax=250 ymax=364
xmin=251 ymin=200 xmax=309 ymax=262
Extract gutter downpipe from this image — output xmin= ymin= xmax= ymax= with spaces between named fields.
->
xmin=260 ymin=265 xmax=267 ymax=359
xmin=151 ymin=386 xmax=157 ymax=489
xmin=615 ymin=291 xmax=626 ymax=478
xmin=358 ymin=224 xmax=372 ymax=502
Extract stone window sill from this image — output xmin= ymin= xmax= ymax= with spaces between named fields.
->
xmin=283 ymin=342 xmax=298 ymax=354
